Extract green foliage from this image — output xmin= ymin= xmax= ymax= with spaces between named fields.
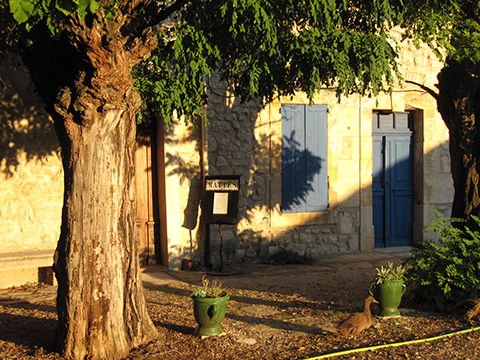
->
xmin=133 ymin=23 xmax=220 ymax=126
xmin=76 ymin=0 xmax=101 ymax=19
xmin=8 ymin=0 xmax=410 ymax=126
xmin=191 ymin=274 xmax=226 ymax=298
xmin=405 ymin=215 xmax=480 ymax=307
xmin=8 ymin=0 xmax=105 ymax=32
xmin=11 ymin=0 xmax=480 ymax=128
xmin=211 ymin=0 xmax=403 ymax=100
xmin=135 ymin=0 xmax=404 ymax=124
xmin=9 ymin=0 xmax=35 ymax=24
xmin=372 ymin=262 xmax=406 ymax=286
xmin=401 ymin=1 xmax=480 ymax=64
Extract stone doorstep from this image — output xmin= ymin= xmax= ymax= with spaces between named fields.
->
xmin=0 ymin=250 xmax=54 ymax=271
xmin=0 ymin=250 xmax=55 ymax=288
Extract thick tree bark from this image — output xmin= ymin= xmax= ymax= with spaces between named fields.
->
xmin=22 ymin=11 xmax=158 ymax=359
xmin=54 ymin=98 xmax=157 ymax=360
xmin=437 ymin=60 xmax=480 ymax=219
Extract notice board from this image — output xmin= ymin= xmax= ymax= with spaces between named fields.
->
xmin=204 ymin=175 xmax=240 ymax=224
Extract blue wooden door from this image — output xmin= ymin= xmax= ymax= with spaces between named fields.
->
xmin=372 ymin=112 xmax=413 ymax=248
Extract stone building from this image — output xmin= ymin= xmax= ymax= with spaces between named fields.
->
xmin=0 ymin=38 xmax=452 ymax=287
xmin=202 ymin=42 xmax=451 ymax=266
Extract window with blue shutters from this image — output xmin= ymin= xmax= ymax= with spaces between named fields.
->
xmin=281 ymin=104 xmax=328 ymax=213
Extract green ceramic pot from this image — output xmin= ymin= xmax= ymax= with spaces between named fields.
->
xmin=371 ymin=280 xmax=406 ymax=317
xmin=192 ymin=294 xmax=229 ymax=337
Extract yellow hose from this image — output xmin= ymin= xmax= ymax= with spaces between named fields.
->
xmin=304 ymin=325 xmax=480 ymax=359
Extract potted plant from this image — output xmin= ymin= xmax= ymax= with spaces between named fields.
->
xmin=191 ymin=274 xmax=229 ymax=337
xmin=369 ymin=262 xmax=406 ymax=317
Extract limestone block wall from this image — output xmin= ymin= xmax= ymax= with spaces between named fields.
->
xmin=204 ymin=39 xmax=452 ymax=266
xmin=0 ymin=37 xmax=454 ymax=281
xmin=0 ymin=54 xmax=63 ymax=287
xmin=0 ymin=52 xmax=205 ymax=280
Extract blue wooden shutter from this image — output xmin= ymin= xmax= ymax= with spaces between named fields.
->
xmin=282 ymin=104 xmax=328 ymax=212
xmin=305 ymin=105 xmax=328 ymax=211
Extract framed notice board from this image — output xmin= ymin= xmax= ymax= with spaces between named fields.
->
xmin=204 ymin=175 xmax=240 ymax=224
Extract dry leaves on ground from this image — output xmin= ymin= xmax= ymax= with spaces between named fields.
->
xmin=1 ymin=264 xmax=480 ymax=359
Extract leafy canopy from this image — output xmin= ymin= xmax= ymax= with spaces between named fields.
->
xmin=134 ymin=0 xmax=405 ymax=124
xmin=9 ymin=0 xmax=103 ymax=30
xmin=8 ymin=0 xmax=406 ymax=124
xmin=402 ymin=0 xmax=480 ymax=63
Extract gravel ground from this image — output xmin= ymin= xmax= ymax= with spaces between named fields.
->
xmin=1 ymin=260 xmax=480 ymax=359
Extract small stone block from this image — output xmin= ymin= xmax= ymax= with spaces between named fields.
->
xmin=199 ymin=332 xmax=227 ymax=340
xmin=38 ymin=266 xmax=55 ymax=285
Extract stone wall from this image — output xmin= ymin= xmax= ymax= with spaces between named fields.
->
xmin=0 ymin=53 xmax=206 ymax=280
xmin=0 ymin=54 xmax=63 ymax=287
xmin=0 ymin=37 xmax=455 ymax=283
xmin=204 ymin=39 xmax=452 ymax=267
xmin=162 ymin=121 xmax=204 ymax=269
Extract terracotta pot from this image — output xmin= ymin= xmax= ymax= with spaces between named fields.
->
xmin=181 ymin=258 xmax=193 ymax=271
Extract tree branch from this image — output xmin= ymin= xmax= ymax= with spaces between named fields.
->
xmin=125 ymin=0 xmax=189 ymax=40
xmin=126 ymin=27 xmax=158 ymax=67
xmin=405 ymin=80 xmax=439 ymax=100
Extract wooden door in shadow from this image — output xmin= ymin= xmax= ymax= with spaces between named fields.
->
xmin=135 ymin=123 xmax=168 ymax=265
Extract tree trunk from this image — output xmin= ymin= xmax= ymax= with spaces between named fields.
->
xmin=21 ymin=13 xmax=159 ymax=359
xmin=437 ymin=60 xmax=480 ymax=219
xmin=54 ymin=105 xmax=157 ymax=359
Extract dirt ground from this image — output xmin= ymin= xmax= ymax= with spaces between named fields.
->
xmin=1 ymin=253 xmax=480 ymax=359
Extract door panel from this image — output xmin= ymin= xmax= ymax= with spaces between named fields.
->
xmin=373 ymin=135 xmax=385 ymax=247
xmin=388 ymin=136 xmax=413 ymax=246
xmin=135 ymin=127 xmax=165 ymax=265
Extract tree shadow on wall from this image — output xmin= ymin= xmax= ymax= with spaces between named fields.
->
xmin=163 ymin=123 xmax=202 ymax=182
xmin=202 ymin=81 xmax=326 ymax=266
xmin=163 ymin=122 xmax=204 ymax=232
xmin=0 ymin=54 xmax=60 ymax=176
xmin=231 ymin=130 xmax=322 ymax=261
xmin=281 ymin=132 xmax=323 ymax=211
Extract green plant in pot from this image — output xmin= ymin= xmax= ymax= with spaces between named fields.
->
xmin=191 ymin=274 xmax=229 ymax=337
xmin=369 ymin=262 xmax=406 ymax=317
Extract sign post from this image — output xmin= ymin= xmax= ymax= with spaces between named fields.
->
xmin=204 ymin=175 xmax=240 ymax=271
